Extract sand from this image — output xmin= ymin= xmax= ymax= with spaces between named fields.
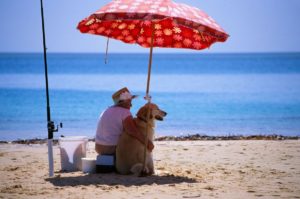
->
xmin=0 ymin=140 xmax=300 ymax=199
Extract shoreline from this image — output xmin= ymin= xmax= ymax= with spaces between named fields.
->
xmin=1 ymin=134 xmax=299 ymax=145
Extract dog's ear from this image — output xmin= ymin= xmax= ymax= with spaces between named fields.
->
xmin=136 ymin=106 xmax=146 ymax=120
xmin=136 ymin=105 xmax=152 ymax=120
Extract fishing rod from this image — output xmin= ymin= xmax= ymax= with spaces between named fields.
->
xmin=40 ymin=0 xmax=62 ymax=177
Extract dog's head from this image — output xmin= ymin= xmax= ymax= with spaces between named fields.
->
xmin=136 ymin=103 xmax=167 ymax=122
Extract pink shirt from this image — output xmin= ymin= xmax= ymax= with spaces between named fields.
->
xmin=95 ymin=106 xmax=131 ymax=146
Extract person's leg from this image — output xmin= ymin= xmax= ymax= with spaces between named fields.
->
xmin=95 ymin=143 xmax=116 ymax=155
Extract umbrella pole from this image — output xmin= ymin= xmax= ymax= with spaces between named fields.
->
xmin=105 ymin=37 xmax=109 ymax=64
xmin=141 ymin=23 xmax=155 ymax=175
xmin=40 ymin=0 xmax=54 ymax=177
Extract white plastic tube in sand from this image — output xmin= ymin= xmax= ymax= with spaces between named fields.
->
xmin=48 ymin=139 xmax=54 ymax=177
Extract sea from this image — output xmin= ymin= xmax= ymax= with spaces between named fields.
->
xmin=0 ymin=53 xmax=300 ymax=141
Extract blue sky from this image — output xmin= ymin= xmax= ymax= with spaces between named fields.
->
xmin=1 ymin=0 xmax=300 ymax=53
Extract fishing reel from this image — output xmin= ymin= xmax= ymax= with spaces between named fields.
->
xmin=48 ymin=121 xmax=63 ymax=139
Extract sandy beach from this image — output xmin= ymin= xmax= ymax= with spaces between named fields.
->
xmin=1 ymin=140 xmax=300 ymax=199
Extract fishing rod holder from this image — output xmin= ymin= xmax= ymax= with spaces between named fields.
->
xmin=48 ymin=121 xmax=63 ymax=134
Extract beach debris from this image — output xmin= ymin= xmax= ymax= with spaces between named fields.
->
xmin=10 ymin=138 xmax=58 ymax=145
xmin=155 ymin=134 xmax=299 ymax=141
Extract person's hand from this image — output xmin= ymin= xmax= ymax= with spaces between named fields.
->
xmin=147 ymin=140 xmax=154 ymax=152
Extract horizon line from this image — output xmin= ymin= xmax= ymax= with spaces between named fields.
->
xmin=1 ymin=51 xmax=300 ymax=54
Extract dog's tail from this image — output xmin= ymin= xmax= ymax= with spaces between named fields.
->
xmin=130 ymin=163 xmax=148 ymax=176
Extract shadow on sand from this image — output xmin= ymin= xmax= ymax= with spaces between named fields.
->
xmin=46 ymin=173 xmax=198 ymax=187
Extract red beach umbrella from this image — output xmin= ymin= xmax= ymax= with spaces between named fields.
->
xmin=78 ymin=0 xmax=228 ymax=48
xmin=77 ymin=0 xmax=229 ymax=174
xmin=77 ymin=0 xmax=228 ymax=95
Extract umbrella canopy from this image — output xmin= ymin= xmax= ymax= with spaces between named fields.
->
xmin=77 ymin=0 xmax=228 ymax=50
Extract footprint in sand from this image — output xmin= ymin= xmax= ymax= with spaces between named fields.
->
xmin=254 ymin=193 xmax=264 ymax=197
xmin=0 ymin=152 xmax=7 ymax=157
xmin=5 ymin=166 xmax=19 ymax=171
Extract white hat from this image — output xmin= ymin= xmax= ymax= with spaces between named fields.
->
xmin=112 ymin=87 xmax=138 ymax=105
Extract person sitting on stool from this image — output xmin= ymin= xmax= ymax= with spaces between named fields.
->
xmin=95 ymin=87 xmax=154 ymax=155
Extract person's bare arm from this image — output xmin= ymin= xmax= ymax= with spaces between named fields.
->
xmin=123 ymin=116 xmax=154 ymax=152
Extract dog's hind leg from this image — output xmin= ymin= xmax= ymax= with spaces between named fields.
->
xmin=130 ymin=163 xmax=150 ymax=176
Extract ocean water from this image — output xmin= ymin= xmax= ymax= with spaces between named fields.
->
xmin=0 ymin=53 xmax=300 ymax=141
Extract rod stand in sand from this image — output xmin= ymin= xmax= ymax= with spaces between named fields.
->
xmin=40 ymin=0 xmax=63 ymax=177
xmin=140 ymin=23 xmax=155 ymax=177
xmin=47 ymin=121 xmax=63 ymax=177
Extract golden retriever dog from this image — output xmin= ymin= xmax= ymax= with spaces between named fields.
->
xmin=116 ymin=103 xmax=167 ymax=175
